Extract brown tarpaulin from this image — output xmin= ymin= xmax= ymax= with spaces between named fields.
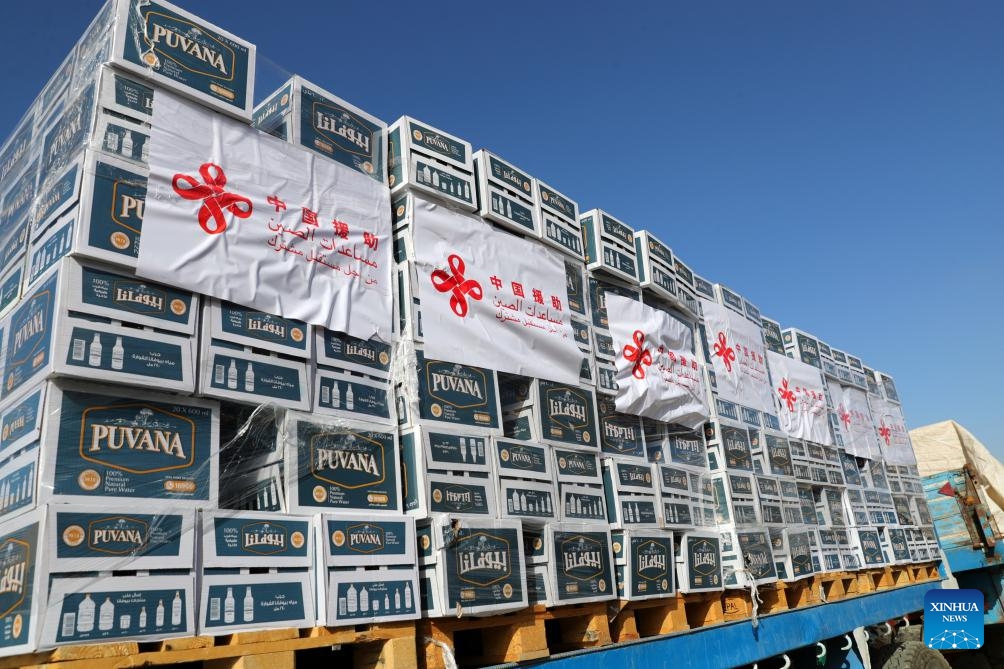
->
xmin=910 ymin=420 xmax=1004 ymax=528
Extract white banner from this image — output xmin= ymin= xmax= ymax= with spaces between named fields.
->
xmin=766 ymin=351 xmax=833 ymax=444
xmin=869 ymin=395 xmax=916 ymax=465
xmin=606 ymin=294 xmax=709 ymax=428
xmin=836 ymin=384 xmax=881 ymax=460
xmin=412 ymin=196 xmax=582 ymax=383
xmin=138 ymin=92 xmax=392 ymax=341
xmin=700 ymin=300 xmax=773 ymax=412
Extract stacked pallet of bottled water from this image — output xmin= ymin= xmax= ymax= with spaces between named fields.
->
xmin=0 ymin=0 xmax=936 ymax=658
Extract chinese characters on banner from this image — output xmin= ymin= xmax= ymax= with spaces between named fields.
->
xmin=412 ymin=196 xmax=583 ymax=384
xmin=837 ymin=384 xmax=881 ymax=460
xmin=137 ymin=92 xmax=392 ymax=341
xmin=765 ymin=350 xmax=833 ymax=445
xmin=700 ymin=300 xmax=773 ymax=413
xmin=868 ymin=395 xmax=916 ymax=465
xmin=606 ymin=294 xmax=709 ymax=428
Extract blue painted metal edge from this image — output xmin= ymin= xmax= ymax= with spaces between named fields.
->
xmin=501 ymin=582 xmax=941 ymax=669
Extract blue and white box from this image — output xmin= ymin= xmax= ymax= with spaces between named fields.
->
xmin=198 ymin=510 xmax=315 ymax=635
xmin=474 ymin=149 xmax=539 ymax=238
xmin=253 ymin=76 xmax=386 ymax=184
xmin=387 ymin=116 xmax=476 ymax=212
xmin=3 ymin=258 xmax=198 ymax=402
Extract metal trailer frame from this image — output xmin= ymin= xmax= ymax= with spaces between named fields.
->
xmin=489 ymin=581 xmax=938 ymax=669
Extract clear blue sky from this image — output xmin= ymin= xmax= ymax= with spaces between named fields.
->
xmin=3 ymin=2 xmax=1002 ymax=456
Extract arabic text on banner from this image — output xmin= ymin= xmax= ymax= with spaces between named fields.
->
xmin=701 ymin=299 xmax=773 ymax=413
xmin=868 ymin=395 xmax=916 ymax=465
xmin=765 ymin=350 xmax=833 ymax=444
xmin=137 ymin=92 xmax=392 ymax=341
xmin=607 ymin=294 xmax=709 ymax=428
xmin=837 ymin=384 xmax=881 ymax=459
xmin=412 ymin=196 xmax=583 ymax=384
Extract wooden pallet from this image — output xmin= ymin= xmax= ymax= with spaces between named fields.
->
xmin=0 ymin=622 xmax=417 ymax=669
xmin=608 ymin=596 xmax=689 ymax=643
xmin=419 ymin=602 xmax=611 ymax=669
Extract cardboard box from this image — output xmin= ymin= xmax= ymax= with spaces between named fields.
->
xmin=30 ymin=380 xmax=219 ymax=508
xmin=0 ymin=163 xmax=37 ymax=282
xmin=587 ymin=274 xmax=640 ymax=330
xmin=565 ymin=259 xmax=589 ymax=318
xmin=874 ymin=370 xmax=901 ymax=404
xmin=690 ymin=273 xmax=713 ymax=302
xmin=760 ymin=316 xmax=784 ymax=355
xmin=400 ymin=450 xmax=495 ymax=518
xmin=198 ymin=302 xmax=310 ymax=410
xmin=198 ymin=510 xmax=314 ymax=635
xmin=424 ymin=516 xmax=527 ymax=616
xmin=0 ymin=446 xmax=40 ymax=527
xmin=601 ymin=458 xmax=659 ymax=530
xmin=0 ymin=106 xmax=38 ymax=193
xmin=545 ymin=523 xmax=615 ymax=605
xmin=42 ymin=573 xmax=196 ymax=649
xmin=48 ymin=504 xmax=196 ymax=572
xmin=0 ymin=509 xmax=45 ymax=655
xmin=710 ymin=472 xmax=761 ymax=526
xmin=596 ymin=395 xmax=645 ymax=459
xmin=535 ymin=380 xmax=599 ymax=449
xmin=404 ymin=350 xmax=502 ymax=434
xmin=491 ymin=438 xmax=554 ymax=482
xmin=522 ymin=526 xmax=548 ymax=565
xmin=3 ymin=504 xmax=198 ymax=653
xmin=498 ymin=373 xmax=534 ymax=413
xmin=325 ymin=567 xmax=420 ymax=625
xmin=315 ymin=328 xmax=393 ymax=379
xmin=862 ymin=365 xmax=884 ymax=398
xmin=502 ymin=408 xmax=536 ymax=441
xmin=780 ymin=478 xmax=807 ymax=525
xmin=473 ymin=149 xmax=539 ymax=238
xmin=557 ymin=484 xmax=607 ymax=522
xmin=253 ymin=76 xmax=386 ymax=184
xmin=4 ymin=260 xmax=197 ymax=401
xmin=646 ymin=426 xmax=709 ymax=470
xmin=283 ymin=413 xmax=400 ymax=515
xmin=387 ymin=116 xmax=476 ymax=212
xmin=881 ymin=527 xmax=912 ymax=565
xmin=756 ymin=475 xmax=785 ymax=526
xmin=655 ymin=464 xmax=706 ymax=530
xmin=781 ymin=328 xmax=821 ymax=369
xmin=204 ymin=299 xmax=309 ymax=359
xmin=612 ymin=530 xmax=675 ymax=601
xmin=592 ymin=327 xmax=616 ymax=361
xmin=88 ymin=0 xmax=256 ymax=120
xmin=553 ymin=448 xmax=602 ymax=485
xmin=675 ymin=530 xmax=723 ymax=593
xmin=720 ymin=527 xmax=777 ymax=588
xmin=219 ymin=461 xmax=284 ymax=513
xmin=580 ymin=210 xmax=637 ymax=284
xmin=704 ymin=415 xmax=754 ymax=473
xmin=399 ymin=425 xmax=491 ymax=476
xmin=634 ymin=231 xmax=677 ymax=302
xmin=851 ymin=527 xmax=887 ymax=567
xmin=770 ymin=528 xmax=814 ymax=581
xmin=536 ymin=180 xmax=581 ymax=259
xmin=676 ymin=285 xmax=699 ymax=319
xmin=742 ymin=298 xmax=761 ymax=325
xmin=498 ymin=478 xmax=558 ymax=525
xmin=713 ymin=283 xmax=745 ymax=316
xmin=315 ymin=514 xmax=417 ymax=625
xmin=526 ymin=565 xmax=552 ymax=605
xmin=594 ymin=360 xmax=617 ymax=396
xmin=763 ymin=433 xmax=794 ymax=477
xmin=313 ymin=368 xmax=395 ymax=426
